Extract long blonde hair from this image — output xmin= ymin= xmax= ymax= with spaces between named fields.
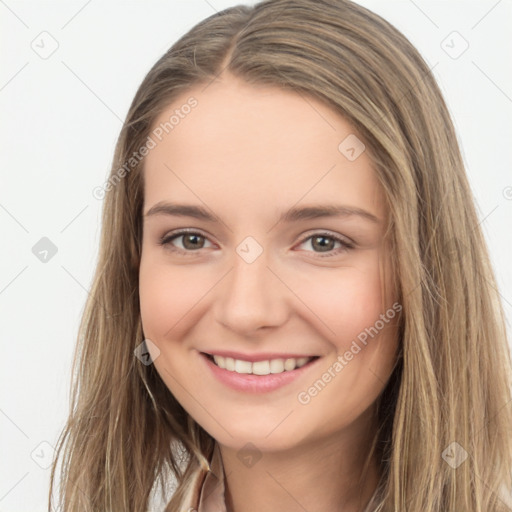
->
xmin=48 ymin=0 xmax=512 ymax=510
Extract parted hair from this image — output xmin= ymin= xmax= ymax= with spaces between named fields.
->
xmin=49 ymin=1 xmax=512 ymax=510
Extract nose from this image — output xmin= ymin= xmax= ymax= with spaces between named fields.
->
xmin=213 ymin=246 xmax=289 ymax=336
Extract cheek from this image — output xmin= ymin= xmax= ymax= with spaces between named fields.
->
xmin=291 ymin=257 xmax=387 ymax=349
xmin=293 ymin=264 xmax=399 ymax=436
xmin=139 ymin=258 xmax=211 ymax=340
xmin=138 ymin=261 xmax=209 ymax=395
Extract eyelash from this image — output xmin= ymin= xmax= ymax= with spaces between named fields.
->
xmin=158 ymin=229 xmax=355 ymax=258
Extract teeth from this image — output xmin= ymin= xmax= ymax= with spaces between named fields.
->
xmin=234 ymin=359 xmax=252 ymax=373
xmin=269 ymin=359 xmax=284 ymax=373
xmin=212 ymin=355 xmax=313 ymax=374
xmin=252 ymin=360 xmax=270 ymax=375
xmin=225 ymin=356 xmax=235 ymax=371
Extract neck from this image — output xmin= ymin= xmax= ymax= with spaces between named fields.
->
xmin=219 ymin=408 xmax=380 ymax=512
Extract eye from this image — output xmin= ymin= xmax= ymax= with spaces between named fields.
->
xmin=295 ymin=232 xmax=354 ymax=257
xmin=159 ymin=229 xmax=214 ymax=255
xmin=158 ymin=229 xmax=354 ymax=257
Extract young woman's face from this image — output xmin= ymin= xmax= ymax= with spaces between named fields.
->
xmin=139 ymin=74 xmax=400 ymax=452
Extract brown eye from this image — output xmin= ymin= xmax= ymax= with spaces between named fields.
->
xmin=159 ymin=230 xmax=213 ymax=254
xmin=296 ymin=232 xmax=354 ymax=257
xmin=311 ymin=235 xmax=336 ymax=252
xmin=180 ymin=233 xmax=205 ymax=250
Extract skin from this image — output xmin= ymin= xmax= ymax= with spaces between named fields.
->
xmin=139 ymin=73 xmax=400 ymax=512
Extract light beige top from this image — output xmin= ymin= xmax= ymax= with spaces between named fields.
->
xmin=182 ymin=443 xmax=382 ymax=512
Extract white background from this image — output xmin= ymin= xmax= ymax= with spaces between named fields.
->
xmin=1 ymin=1 xmax=511 ymax=510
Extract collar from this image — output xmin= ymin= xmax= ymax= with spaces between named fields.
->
xmin=183 ymin=443 xmax=226 ymax=512
xmin=183 ymin=443 xmax=382 ymax=512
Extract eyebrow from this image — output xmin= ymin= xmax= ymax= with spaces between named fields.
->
xmin=144 ymin=201 xmax=380 ymax=224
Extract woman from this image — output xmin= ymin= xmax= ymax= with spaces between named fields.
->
xmin=48 ymin=0 xmax=512 ymax=510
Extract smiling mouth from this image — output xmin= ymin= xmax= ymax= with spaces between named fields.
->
xmin=202 ymin=352 xmax=320 ymax=375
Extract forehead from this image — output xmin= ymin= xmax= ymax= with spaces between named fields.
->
xmin=143 ymin=74 xmax=386 ymax=221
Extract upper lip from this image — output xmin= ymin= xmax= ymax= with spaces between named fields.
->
xmin=201 ymin=350 xmax=319 ymax=362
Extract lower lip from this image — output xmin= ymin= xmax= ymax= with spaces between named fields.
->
xmin=198 ymin=351 xmax=321 ymax=393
